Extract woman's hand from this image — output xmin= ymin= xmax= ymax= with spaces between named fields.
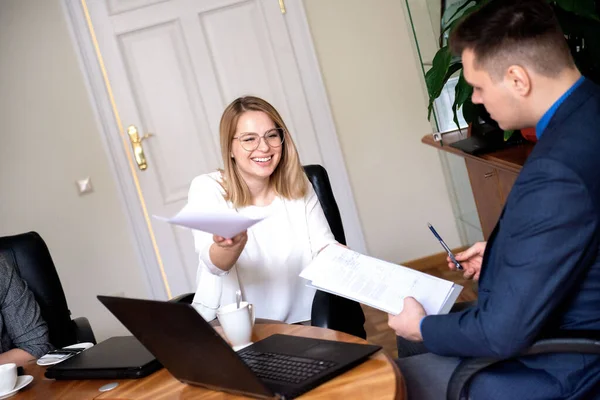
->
xmin=209 ymin=231 xmax=248 ymax=272
xmin=449 ymin=241 xmax=486 ymax=281
xmin=213 ymin=231 xmax=248 ymax=250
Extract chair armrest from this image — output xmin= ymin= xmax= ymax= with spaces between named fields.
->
xmin=170 ymin=293 xmax=194 ymax=304
xmin=310 ymin=290 xmax=332 ymax=329
xmin=522 ymin=337 xmax=600 ymax=356
xmin=311 ymin=290 xmax=367 ymax=339
xmin=446 ymin=337 xmax=600 ymax=400
xmin=73 ymin=317 xmax=97 ymax=345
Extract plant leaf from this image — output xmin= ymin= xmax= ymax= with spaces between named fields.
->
xmin=426 ymin=46 xmax=452 ymax=96
xmin=552 ymin=0 xmax=600 ymax=21
xmin=451 ymin=71 xmax=473 ymax=130
xmin=461 ymin=98 xmax=478 ymax=125
xmin=442 ymin=0 xmax=475 ymax=30
xmin=440 ymin=4 xmax=480 ymax=44
xmin=425 ymin=46 xmax=453 ymax=119
xmin=504 ymin=130 xmax=515 ymax=141
xmin=440 ymin=1 xmax=489 ymax=45
xmin=427 ymin=62 xmax=462 ymax=119
xmin=554 ymin=6 xmax=600 ymax=86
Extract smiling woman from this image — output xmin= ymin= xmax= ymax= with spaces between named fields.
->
xmin=186 ymin=96 xmax=338 ymax=324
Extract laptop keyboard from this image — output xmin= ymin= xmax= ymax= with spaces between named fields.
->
xmin=239 ymin=350 xmax=337 ymax=385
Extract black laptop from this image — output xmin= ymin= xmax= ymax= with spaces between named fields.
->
xmin=97 ymin=295 xmax=381 ymax=399
xmin=449 ymin=134 xmax=506 ymax=155
xmin=44 ymin=335 xmax=162 ymax=379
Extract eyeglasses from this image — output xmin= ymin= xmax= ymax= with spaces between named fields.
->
xmin=233 ymin=128 xmax=285 ymax=152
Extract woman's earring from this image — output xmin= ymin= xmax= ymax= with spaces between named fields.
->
xmin=230 ymin=153 xmax=234 ymax=159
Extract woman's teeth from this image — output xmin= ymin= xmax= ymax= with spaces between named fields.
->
xmin=252 ymin=156 xmax=272 ymax=162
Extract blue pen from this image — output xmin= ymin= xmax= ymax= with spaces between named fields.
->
xmin=427 ymin=223 xmax=463 ymax=270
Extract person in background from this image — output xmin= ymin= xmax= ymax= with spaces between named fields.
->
xmin=0 ymin=254 xmax=52 ymax=366
xmin=388 ymin=0 xmax=600 ymax=399
xmin=187 ymin=96 xmax=337 ymax=323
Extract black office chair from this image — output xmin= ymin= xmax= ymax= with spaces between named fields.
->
xmin=303 ymin=165 xmax=366 ymax=339
xmin=0 ymin=232 xmax=97 ymax=348
xmin=172 ymin=165 xmax=367 ymax=339
xmin=446 ymin=327 xmax=600 ymax=399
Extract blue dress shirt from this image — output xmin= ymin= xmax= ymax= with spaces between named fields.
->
xmin=536 ymin=76 xmax=585 ymax=139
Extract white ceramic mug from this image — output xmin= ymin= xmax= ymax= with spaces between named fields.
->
xmin=0 ymin=363 xmax=17 ymax=394
xmin=217 ymin=301 xmax=255 ymax=351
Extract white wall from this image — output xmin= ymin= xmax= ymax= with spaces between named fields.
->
xmin=0 ymin=0 xmax=149 ymax=341
xmin=0 ymin=0 xmax=461 ymax=341
xmin=303 ymin=0 xmax=461 ymax=263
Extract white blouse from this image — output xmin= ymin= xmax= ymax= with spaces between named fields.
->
xmin=188 ymin=171 xmax=336 ymax=323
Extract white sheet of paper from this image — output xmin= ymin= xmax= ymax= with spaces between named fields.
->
xmin=301 ymin=245 xmax=460 ymax=315
xmin=154 ymin=207 xmax=266 ymax=238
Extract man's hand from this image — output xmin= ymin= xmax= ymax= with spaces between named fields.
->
xmin=449 ymin=241 xmax=486 ymax=281
xmin=0 ymin=348 xmax=36 ymax=367
xmin=387 ymin=297 xmax=427 ymax=342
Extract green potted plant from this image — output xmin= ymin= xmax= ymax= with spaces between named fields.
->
xmin=426 ymin=0 xmax=600 ymax=141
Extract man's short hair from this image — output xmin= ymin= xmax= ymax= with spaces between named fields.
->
xmin=450 ymin=0 xmax=575 ymax=79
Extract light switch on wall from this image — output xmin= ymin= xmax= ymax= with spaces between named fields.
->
xmin=76 ymin=177 xmax=93 ymax=195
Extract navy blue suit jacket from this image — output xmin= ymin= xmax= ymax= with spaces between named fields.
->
xmin=422 ymin=79 xmax=600 ymax=399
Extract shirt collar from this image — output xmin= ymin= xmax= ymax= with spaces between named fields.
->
xmin=536 ymin=76 xmax=585 ymax=139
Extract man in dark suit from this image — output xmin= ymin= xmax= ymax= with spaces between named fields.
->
xmin=389 ymin=0 xmax=600 ymax=398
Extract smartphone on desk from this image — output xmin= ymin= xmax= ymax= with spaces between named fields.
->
xmin=46 ymin=348 xmax=85 ymax=356
xmin=37 ymin=343 xmax=94 ymax=366
xmin=37 ymin=350 xmax=81 ymax=366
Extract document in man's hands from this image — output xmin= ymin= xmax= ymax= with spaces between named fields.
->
xmin=300 ymin=245 xmax=463 ymax=315
xmin=154 ymin=206 xmax=265 ymax=239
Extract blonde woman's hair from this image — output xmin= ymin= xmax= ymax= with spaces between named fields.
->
xmin=219 ymin=96 xmax=307 ymax=207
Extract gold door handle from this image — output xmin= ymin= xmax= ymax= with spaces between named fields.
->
xmin=127 ymin=125 xmax=153 ymax=171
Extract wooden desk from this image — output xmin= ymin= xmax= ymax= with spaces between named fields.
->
xmin=422 ymin=132 xmax=535 ymax=239
xmin=15 ymin=324 xmax=405 ymax=399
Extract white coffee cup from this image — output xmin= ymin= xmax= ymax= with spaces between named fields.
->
xmin=217 ymin=301 xmax=255 ymax=351
xmin=0 ymin=363 xmax=17 ymax=394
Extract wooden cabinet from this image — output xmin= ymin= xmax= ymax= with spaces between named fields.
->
xmin=422 ymin=132 xmax=534 ymax=240
xmin=464 ymin=158 xmax=519 ymax=239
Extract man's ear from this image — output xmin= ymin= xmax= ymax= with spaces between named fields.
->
xmin=506 ymin=65 xmax=532 ymax=97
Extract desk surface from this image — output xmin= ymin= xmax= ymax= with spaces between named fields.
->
xmin=422 ymin=131 xmax=535 ymax=174
xmin=15 ymin=324 xmax=405 ymax=399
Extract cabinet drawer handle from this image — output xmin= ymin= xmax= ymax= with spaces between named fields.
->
xmin=484 ymin=171 xmax=495 ymax=179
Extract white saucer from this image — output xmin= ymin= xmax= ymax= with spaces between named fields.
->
xmin=0 ymin=375 xmax=33 ymax=399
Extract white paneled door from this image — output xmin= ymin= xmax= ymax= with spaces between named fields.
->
xmin=65 ymin=0 xmax=365 ymax=298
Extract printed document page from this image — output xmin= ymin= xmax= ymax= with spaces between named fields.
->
xmin=301 ymin=245 xmax=462 ymax=315
xmin=154 ymin=206 xmax=265 ymax=239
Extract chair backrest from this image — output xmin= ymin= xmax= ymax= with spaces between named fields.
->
xmin=0 ymin=232 xmax=77 ymax=348
xmin=303 ymin=165 xmax=347 ymax=245
xmin=303 ymin=165 xmax=367 ymax=339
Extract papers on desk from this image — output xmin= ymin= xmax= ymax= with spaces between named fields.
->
xmin=154 ymin=207 xmax=266 ymax=238
xmin=300 ymin=245 xmax=462 ymax=315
